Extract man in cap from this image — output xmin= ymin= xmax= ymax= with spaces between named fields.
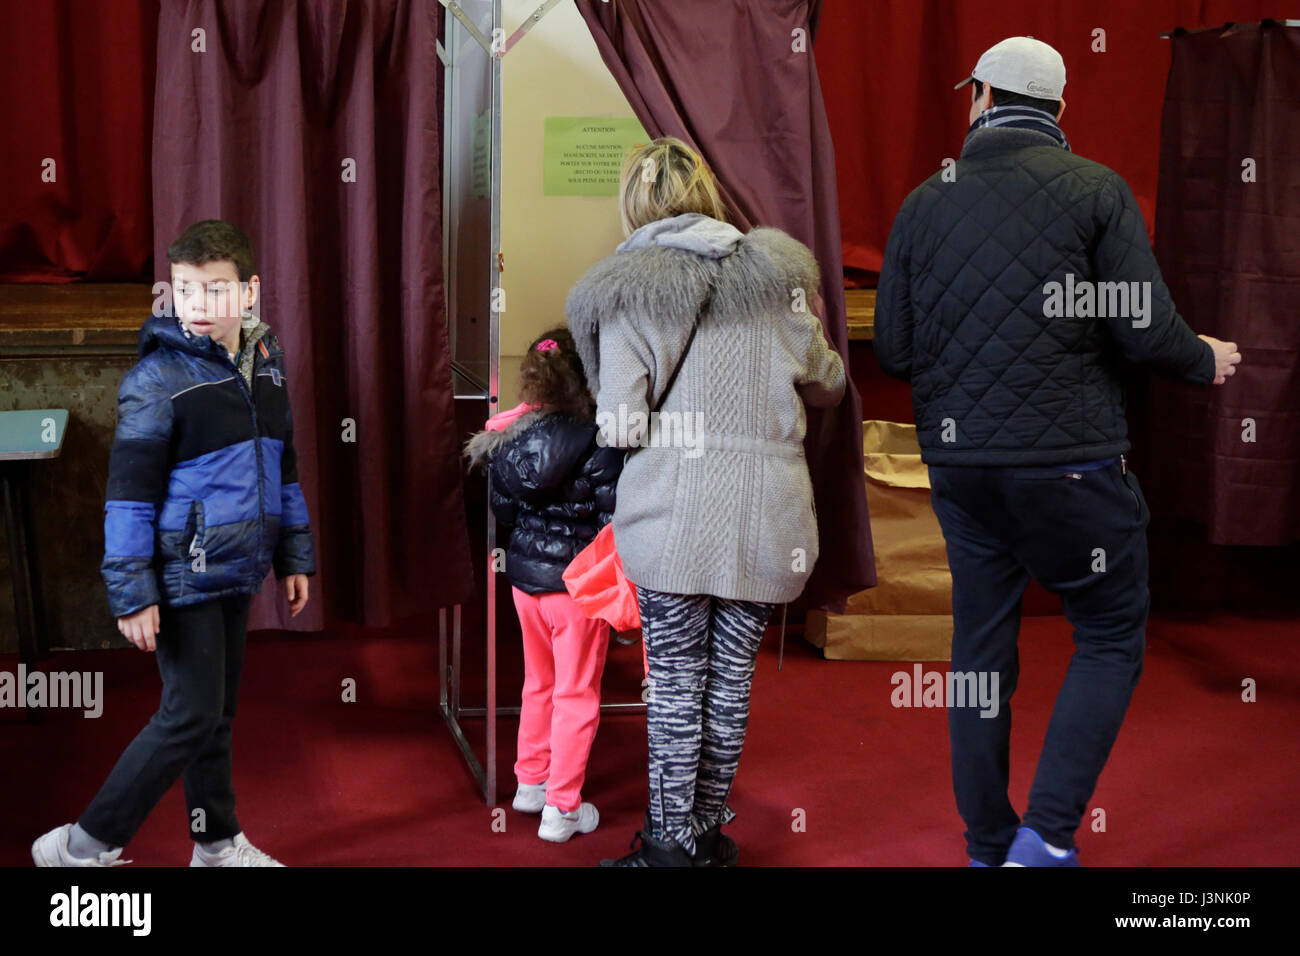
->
xmin=874 ymin=37 xmax=1241 ymax=866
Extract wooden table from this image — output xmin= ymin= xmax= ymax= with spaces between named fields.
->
xmin=845 ymin=287 xmax=876 ymax=340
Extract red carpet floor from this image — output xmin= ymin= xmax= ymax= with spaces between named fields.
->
xmin=2 ymin=613 xmax=1297 ymax=866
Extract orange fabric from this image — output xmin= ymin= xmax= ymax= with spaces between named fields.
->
xmin=485 ymin=400 xmax=542 ymax=432
xmin=562 ymin=522 xmax=640 ymax=632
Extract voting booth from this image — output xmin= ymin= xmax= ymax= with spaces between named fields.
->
xmin=437 ymin=0 xmax=657 ymax=806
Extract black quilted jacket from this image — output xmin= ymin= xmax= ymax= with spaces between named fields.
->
xmin=875 ymin=126 xmax=1214 ymax=466
xmin=464 ymin=407 xmax=624 ymax=595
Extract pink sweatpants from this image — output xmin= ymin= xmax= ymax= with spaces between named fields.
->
xmin=511 ymin=586 xmax=609 ymax=813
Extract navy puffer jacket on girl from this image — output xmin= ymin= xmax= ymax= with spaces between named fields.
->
xmin=464 ymin=406 xmax=624 ymax=595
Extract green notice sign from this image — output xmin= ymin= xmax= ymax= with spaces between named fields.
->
xmin=543 ymin=116 xmax=650 ymax=196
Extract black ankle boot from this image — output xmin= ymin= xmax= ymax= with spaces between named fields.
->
xmin=598 ymin=829 xmax=694 ymax=867
xmin=690 ymin=823 xmax=739 ymax=867
xmin=604 ymin=811 xmax=738 ymax=868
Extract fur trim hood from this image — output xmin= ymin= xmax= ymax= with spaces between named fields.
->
xmin=564 ymin=219 xmax=821 ymax=388
xmin=462 ymin=405 xmax=599 ymax=472
xmin=462 ymin=406 xmax=550 ymax=472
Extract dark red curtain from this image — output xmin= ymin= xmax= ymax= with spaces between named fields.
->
xmin=817 ymin=0 xmax=1281 ymax=284
xmin=575 ymin=0 xmax=878 ymax=614
xmin=1131 ymin=20 xmax=1300 ymax=612
xmin=0 ymin=0 xmax=159 ymax=281
xmin=152 ymin=0 xmax=475 ymax=631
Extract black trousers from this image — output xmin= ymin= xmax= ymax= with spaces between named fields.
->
xmin=79 ymin=594 xmax=251 ymax=848
xmin=928 ymin=458 xmax=1150 ymax=864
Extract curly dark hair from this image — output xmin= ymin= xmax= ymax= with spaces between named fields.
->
xmin=518 ymin=327 xmax=593 ymax=419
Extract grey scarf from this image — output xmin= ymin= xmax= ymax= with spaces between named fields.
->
xmin=965 ymin=104 xmax=1070 ymax=152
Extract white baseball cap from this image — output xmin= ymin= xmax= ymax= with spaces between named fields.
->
xmin=954 ymin=36 xmax=1066 ymax=100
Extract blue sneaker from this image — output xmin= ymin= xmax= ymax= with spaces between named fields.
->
xmin=1002 ymin=827 xmax=1080 ymax=867
xmin=969 ymin=858 xmax=992 ymax=867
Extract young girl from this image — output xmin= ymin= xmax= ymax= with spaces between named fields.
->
xmin=463 ymin=328 xmax=624 ymax=843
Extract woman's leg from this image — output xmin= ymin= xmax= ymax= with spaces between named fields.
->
xmin=639 ymin=586 xmax=711 ymax=854
xmin=544 ymin=594 xmax=610 ymax=813
xmin=512 ymin=586 xmax=555 ymax=787
xmin=691 ymin=597 xmax=776 ymax=836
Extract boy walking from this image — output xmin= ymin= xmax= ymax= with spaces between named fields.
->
xmin=32 ymin=220 xmax=315 ymax=867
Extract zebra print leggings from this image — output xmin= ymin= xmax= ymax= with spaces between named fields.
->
xmin=637 ymin=585 xmax=776 ymax=855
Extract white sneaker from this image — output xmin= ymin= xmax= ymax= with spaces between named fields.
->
xmin=538 ymin=803 xmax=599 ymax=843
xmin=189 ymin=832 xmax=286 ymax=867
xmin=32 ymin=824 xmax=130 ymax=867
xmin=512 ymin=780 xmax=548 ymax=813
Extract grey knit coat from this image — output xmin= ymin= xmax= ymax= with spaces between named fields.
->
xmin=565 ymin=213 xmax=845 ymax=604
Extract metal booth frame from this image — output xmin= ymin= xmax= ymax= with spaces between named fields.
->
xmin=434 ymin=0 xmax=788 ymax=808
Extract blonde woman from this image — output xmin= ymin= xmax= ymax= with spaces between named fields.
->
xmin=566 ymin=137 xmax=845 ymax=866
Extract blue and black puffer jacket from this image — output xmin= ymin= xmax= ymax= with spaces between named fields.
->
xmin=101 ymin=313 xmax=316 ymax=618
xmin=464 ymin=407 xmax=624 ymax=595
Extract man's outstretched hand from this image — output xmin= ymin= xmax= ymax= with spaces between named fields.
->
xmin=1199 ymin=335 xmax=1242 ymax=385
xmin=285 ymin=574 xmax=310 ymax=617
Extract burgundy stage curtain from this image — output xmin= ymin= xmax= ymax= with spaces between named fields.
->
xmin=152 ymin=0 xmax=475 ymax=631
xmin=1129 ymin=21 xmax=1300 ymax=612
xmin=0 ymin=0 xmax=159 ymax=282
xmin=817 ymin=0 xmax=1281 ymax=284
xmin=574 ymin=0 xmax=877 ymax=614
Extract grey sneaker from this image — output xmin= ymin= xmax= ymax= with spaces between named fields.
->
xmin=189 ymin=832 xmax=286 ymax=867
xmin=32 ymin=824 xmax=130 ymax=867
xmin=512 ymin=780 xmax=548 ymax=813
xmin=538 ymin=803 xmax=599 ymax=843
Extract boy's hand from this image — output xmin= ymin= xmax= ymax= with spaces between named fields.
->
xmin=1199 ymin=335 xmax=1242 ymax=385
xmin=118 ymin=605 xmax=161 ymax=652
xmin=285 ymin=574 xmax=310 ymax=616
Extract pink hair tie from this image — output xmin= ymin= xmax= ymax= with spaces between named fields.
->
xmin=535 ymin=338 xmax=559 ymax=351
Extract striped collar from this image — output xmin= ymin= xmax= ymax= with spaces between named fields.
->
xmin=964 ymin=105 xmax=1070 ymax=153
